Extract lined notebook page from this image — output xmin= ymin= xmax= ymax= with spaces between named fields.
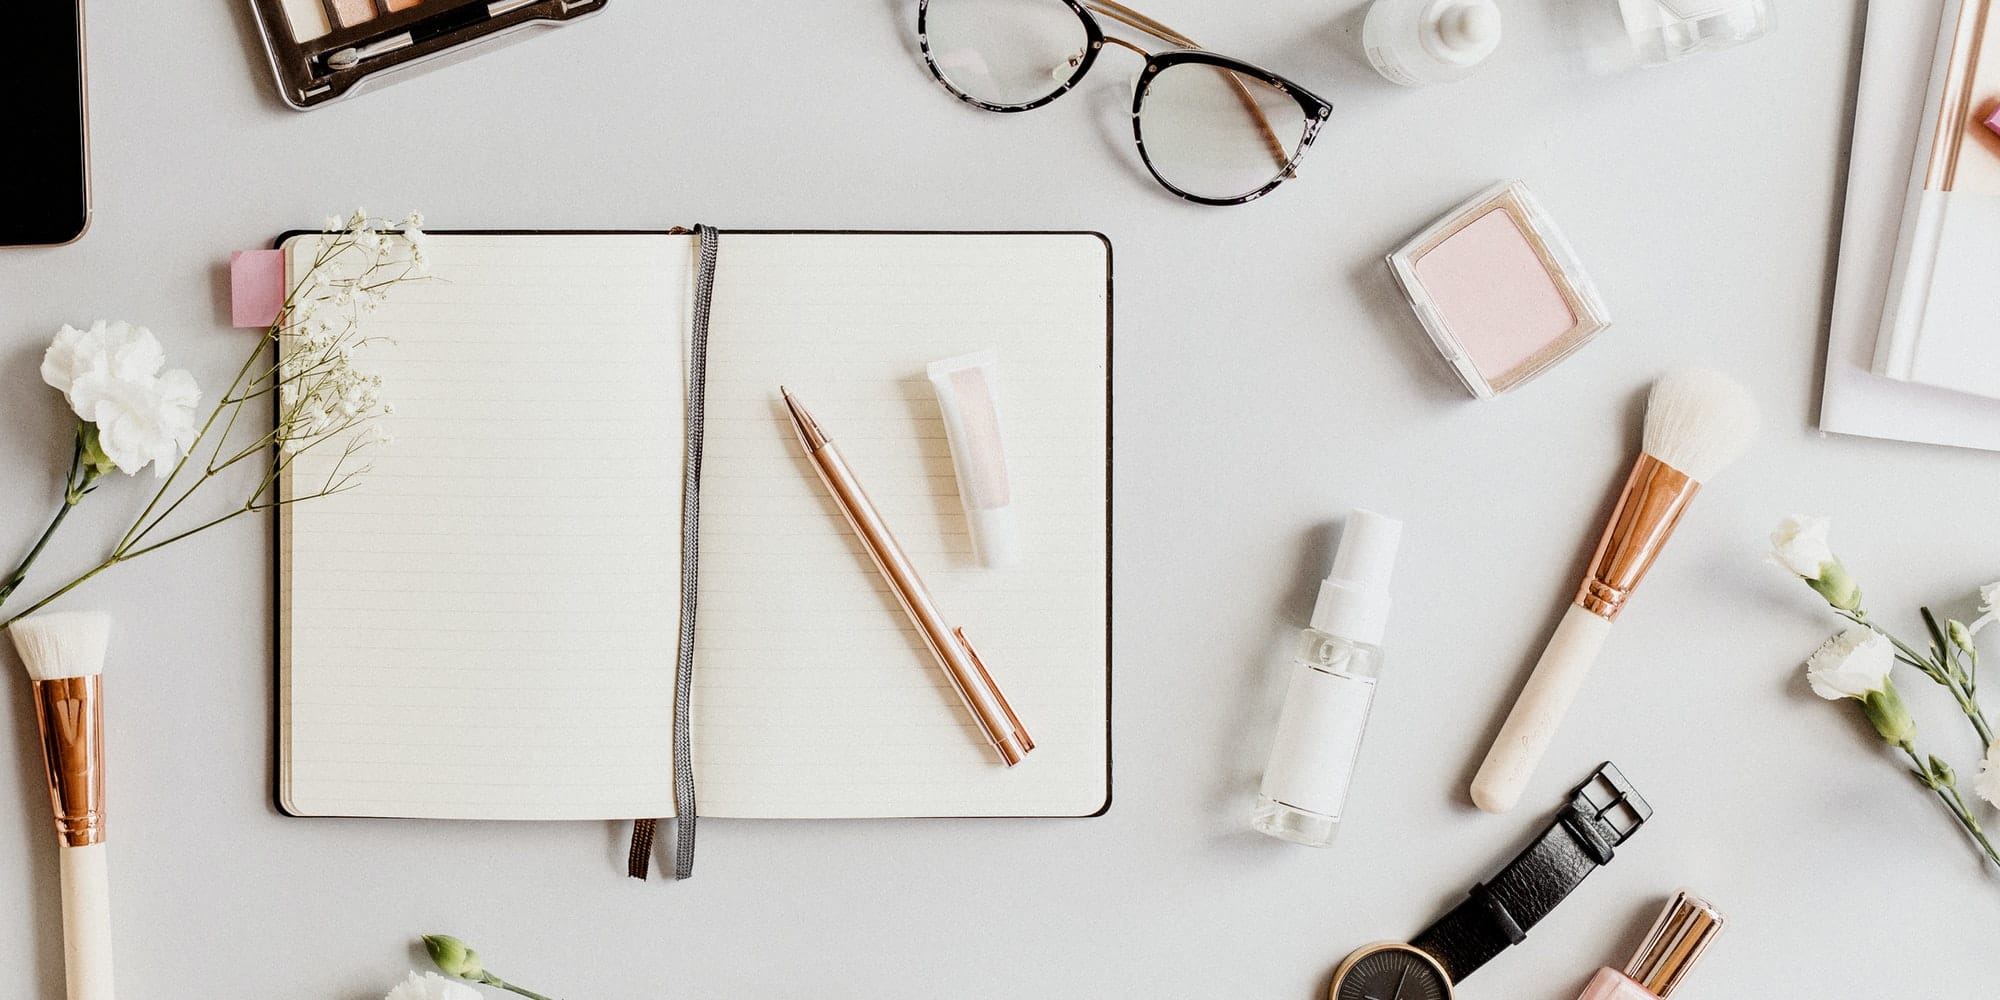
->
xmin=280 ymin=231 xmax=1111 ymax=821
xmin=280 ymin=234 xmax=691 ymax=820
xmin=693 ymin=232 xmax=1109 ymax=818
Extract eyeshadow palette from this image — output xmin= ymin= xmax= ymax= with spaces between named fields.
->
xmin=250 ymin=0 xmax=605 ymax=109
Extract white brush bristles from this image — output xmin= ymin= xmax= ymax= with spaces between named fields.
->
xmin=1641 ymin=368 xmax=1760 ymax=483
xmin=8 ymin=611 xmax=110 ymax=681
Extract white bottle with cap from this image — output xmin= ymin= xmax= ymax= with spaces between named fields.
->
xmin=1362 ymin=0 xmax=1503 ymax=87
xmin=1251 ymin=509 xmax=1403 ymax=848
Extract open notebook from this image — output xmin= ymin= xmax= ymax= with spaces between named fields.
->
xmin=276 ymin=231 xmax=1111 ymax=821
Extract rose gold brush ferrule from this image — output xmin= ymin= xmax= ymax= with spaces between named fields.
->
xmin=1574 ymin=455 xmax=1701 ymax=620
xmin=31 ymin=675 xmax=106 ymax=847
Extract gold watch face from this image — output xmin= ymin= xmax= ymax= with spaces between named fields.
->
xmin=1329 ymin=943 xmax=1452 ymax=1000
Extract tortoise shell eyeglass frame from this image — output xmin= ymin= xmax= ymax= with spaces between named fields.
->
xmin=915 ymin=0 xmax=1334 ymax=206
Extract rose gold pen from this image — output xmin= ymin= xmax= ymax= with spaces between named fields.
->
xmin=781 ymin=387 xmax=1034 ymax=766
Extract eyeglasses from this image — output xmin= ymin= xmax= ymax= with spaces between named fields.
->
xmin=916 ymin=0 xmax=1334 ymax=206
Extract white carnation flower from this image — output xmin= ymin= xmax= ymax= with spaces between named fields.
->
xmin=1974 ymin=582 xmax=2000 ymax=636
xmin=1771 ymin=515 xmax=1862 ymax=613
xmin=1806 ymin=628 xmax=1896 ymax=701
xmin=40 ymin=321 xmax=201 ymax=477
xmin=41 ymin=320 xmax=165 ymax=409
xmin=384 ymin=971 xmax=479 ymax=1000
xmin=1771 ymin=515 xmax=1836 ymax=579
xmin=1976 ymin=742 xmax=2000 ymax=809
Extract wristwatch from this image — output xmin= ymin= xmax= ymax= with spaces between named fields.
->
xmin=1329 ymin=763 xmax=1652 ymax=1000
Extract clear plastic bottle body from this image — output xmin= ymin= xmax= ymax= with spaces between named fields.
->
xmin=1615 ymin=0 xmax=1773 ymax=65
xmin=1251 ymin=628 xmax=1384 ymax=847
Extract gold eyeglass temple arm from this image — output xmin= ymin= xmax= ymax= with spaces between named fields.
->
xmin=1083 ymin=0 xmax=1296 ymax=174
xmin=1087 ymin=0 xmax=1199 ymax=48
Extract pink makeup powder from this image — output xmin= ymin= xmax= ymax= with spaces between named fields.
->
xmin=1412 ymin=208 xmax=1576 ymax=382
xmin=1387 ymin=182 xmax=1611 ymax=397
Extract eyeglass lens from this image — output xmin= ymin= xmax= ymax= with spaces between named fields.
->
xmin=1138 ymin=64 xmax=1307 ymax=202
xmin=924 ymin=0 xmax=1092 ymax=108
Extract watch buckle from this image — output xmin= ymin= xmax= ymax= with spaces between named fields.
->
xmin=1571 ymin=762 xmax=1652 ymax=846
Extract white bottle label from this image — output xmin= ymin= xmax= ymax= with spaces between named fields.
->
xmin=1259 ymin=666 xmax=1378 ymax=819
xmin=1365 ymin=46 xmax=1423 ymax=87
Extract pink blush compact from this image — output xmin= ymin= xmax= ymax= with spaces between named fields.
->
xmin=1388 ymin=182 xmax=1611 ymax=398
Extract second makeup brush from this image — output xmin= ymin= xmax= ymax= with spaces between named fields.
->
xmin=11 ymin=611 xmax=116 ymax=1000
xmin=1470 ymin=368 xmax=1758 ymax=814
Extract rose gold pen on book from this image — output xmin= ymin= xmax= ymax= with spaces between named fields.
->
xmin=781 ymin=387 xmax=1034 ymax=766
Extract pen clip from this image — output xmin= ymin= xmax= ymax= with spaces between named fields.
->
xmin=953 ymin=627 xmax=1033 ymax=759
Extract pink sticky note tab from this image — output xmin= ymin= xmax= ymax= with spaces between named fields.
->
xmin=230 ymin=249 xmax=286 ymax=329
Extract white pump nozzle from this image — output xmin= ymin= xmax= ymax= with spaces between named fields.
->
xmin=1310 ymin=509 xmax=1403 ymax=645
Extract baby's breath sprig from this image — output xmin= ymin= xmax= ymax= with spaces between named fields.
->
xmin=0 ymin=210 xmax=429 ymax=629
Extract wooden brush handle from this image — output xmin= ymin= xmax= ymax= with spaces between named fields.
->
xmin=1471 ymin=606 xmax=1614 ymax=814
xmin=59 ymin=843 xmax=114 ymax=1000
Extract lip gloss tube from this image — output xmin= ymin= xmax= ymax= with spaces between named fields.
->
xmin=1576 ymin=891 xmax=1726 ymax=1000
xmin=927 ymin=350 xmax=1019 ymax=568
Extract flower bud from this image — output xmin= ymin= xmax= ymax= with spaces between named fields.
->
xmin=1861 ymin=681 xmax=1918 ymax=748
xmin=1930 ymin=754 xmax=1957 ymax=787
xmin=423 ymin=935 xmax=484 ymax=981
xmin=1807 ymin=560 xmax=1863 ymax=613
xmin=1949 ymin=620 xmax=1975 ymax=654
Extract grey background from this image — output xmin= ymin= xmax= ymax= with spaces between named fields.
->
xmin=3 ymin=1 xmax=1997 ymax=997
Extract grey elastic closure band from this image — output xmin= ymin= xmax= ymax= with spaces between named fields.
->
xmin=628 ymin=223 xmax=719 ymax=881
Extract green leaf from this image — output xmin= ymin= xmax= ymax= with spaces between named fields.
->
xmin=1922 ymin=607 xmax=1952 ymax=666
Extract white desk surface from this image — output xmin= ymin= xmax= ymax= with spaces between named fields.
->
xmin=4 ymin=1 xmax=1998 ymax=997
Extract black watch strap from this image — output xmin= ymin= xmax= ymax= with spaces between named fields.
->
xmin=1409 ymin=763 xmax=1652 ymax=984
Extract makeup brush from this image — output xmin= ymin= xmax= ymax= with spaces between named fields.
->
xmin=10 ymin=611 xmax=115 ymax=1000
xmin=1470 ymin=369 xmax=1758 ymax=814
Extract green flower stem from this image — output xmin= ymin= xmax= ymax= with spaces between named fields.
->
xmin=1952 ymin=686 xmax=1996 ymax=747
xmin=477 ymin=973 xmax=560 ymax=1000
xmin=0 ymin=428 xmax=98 ymax=610
xmin=1843 ymin=610 xmax=1934 ymax=673
xmin=0 ymin=558 xmax=118 ymax=632
xmin=1944 ymin=785 xmax=2000 ymax=867
xmin=1902 ymin=746 xmax=2000 ymax=871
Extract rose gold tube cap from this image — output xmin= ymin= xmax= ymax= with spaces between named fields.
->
xmin=1625 ymin=890 xmax=1725 ymax=998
